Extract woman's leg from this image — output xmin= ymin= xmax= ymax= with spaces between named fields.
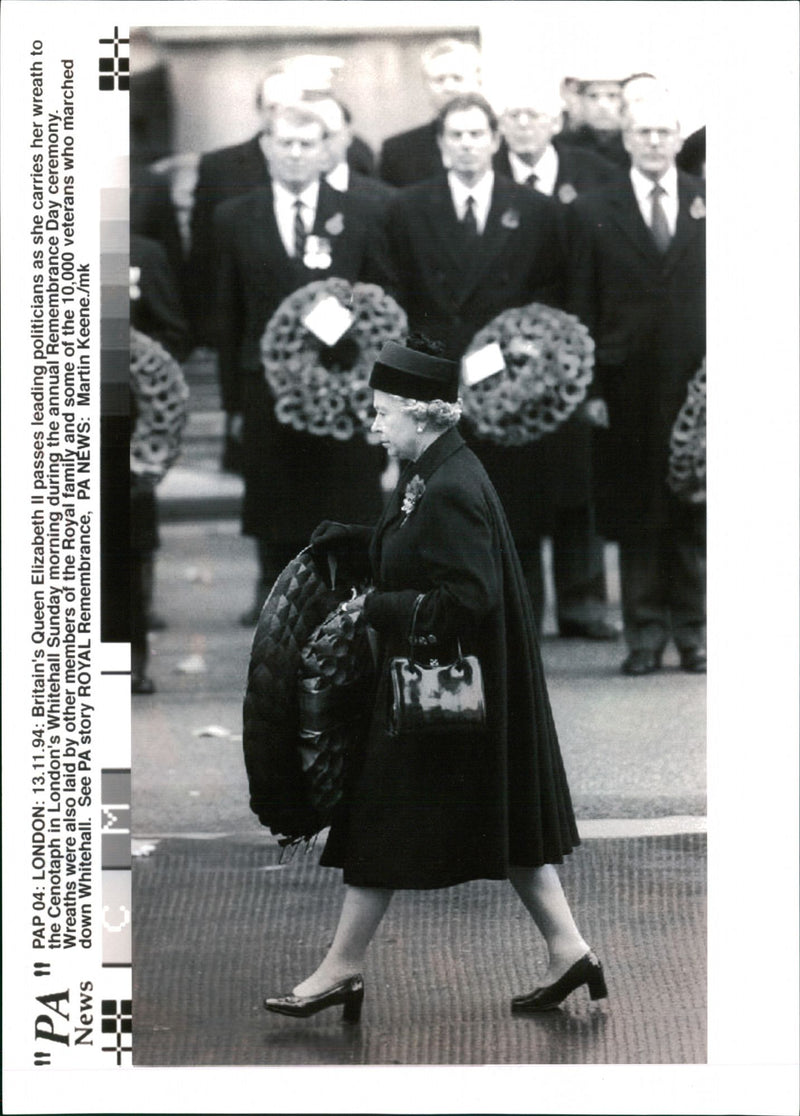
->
xmin=508 ymin=864 xmax=590 ymax=984
xmin=292 ymin=885 xmax=393 ymax=996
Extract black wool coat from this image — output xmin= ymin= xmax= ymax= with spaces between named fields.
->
xmin=386 ymin=172 xmax=565 ymax=361
xmin=378 ymin=119 xmax=443 ymax=188
xmin=567 ymin=172 xmax=706 ymax=537
xmin=483 ymin=145 xmax=622 ymax=519
xmin=320 ymin=429 xmax=580 ymax=889
xmin=493 ymin=136 xmax=623 ymax=200
xmin=213 ymin=180 xmax=394 ymax=543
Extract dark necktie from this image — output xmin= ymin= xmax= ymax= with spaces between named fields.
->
xmin=293 ymin=198 xmax=306 ymax=259
xmin=461 ymin=194 xmax=479 ymax=239
xmin=649 ymin=183 xmax=671 ymax=253
xmin=526 ymin=172 xmax=540 ymax=191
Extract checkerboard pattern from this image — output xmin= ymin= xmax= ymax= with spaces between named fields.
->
xmin=101 ymin=999 xmax=132 ymax=1064
xmin=98 ymin=27 xmax=129 ymax=91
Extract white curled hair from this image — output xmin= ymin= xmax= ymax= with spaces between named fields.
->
xmin=395 ymin=395 xmax=463 ymax=432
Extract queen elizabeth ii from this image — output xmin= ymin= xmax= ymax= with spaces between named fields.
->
xmin=264 ymin=336 xmax=605 ymax=1021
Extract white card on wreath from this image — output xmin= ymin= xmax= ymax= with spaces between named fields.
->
xmin=461 ymin=342 xmax=506 ymax=386
xmin=302 ymin=296 xmax=354 ymax=346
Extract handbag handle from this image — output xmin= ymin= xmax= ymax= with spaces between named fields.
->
xmin=408 ymin=593 xmax=465 ymax=670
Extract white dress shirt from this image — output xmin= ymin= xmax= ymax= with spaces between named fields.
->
xmin=448 ymin=170 xmax=494 ymax=234
xmin=630 ymin=164 xmax=679 ymax=237
xmin=325 ymin=162 xmax=349 ymax=193
xmin=508 ymin=144 xmax=559 ymax=196
xmin=272 ymin=179 xmax=320 ymax=257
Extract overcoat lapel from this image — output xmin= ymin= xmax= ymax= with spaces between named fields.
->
xmin=313 ymin=179 xmax=346 ymax=238
xmin=604 ymin=179 xmax=664 ymax=266
xmin=313 ymin=179 xmax=349 ymax=275
xmin=250 ymin=184 xmax=294 ymax=269
xmin=660 ymin=172 xmax=705 ymax=274
xmin=455 ymin=179 xmax=518 ymax=305
xmin=420 ymin=177 xmax=469 ymax=278
xmin=371 ymin=429 xmax=466 ymax=564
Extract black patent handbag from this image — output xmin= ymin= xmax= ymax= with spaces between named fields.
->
xmin=388 ymin=595 xmax=486 ymax=737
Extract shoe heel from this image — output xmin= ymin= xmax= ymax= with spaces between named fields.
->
xmin=341 ymin=987 xmax=364 ymax=1023
xmin=587 ymin=965 xmax=608 ymax=1001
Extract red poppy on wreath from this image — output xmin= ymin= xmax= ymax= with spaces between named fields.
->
xmin=558 ymin=183 xmax=578 ymax=205
xmin=689 ymin=196 xmax=706 ymax=220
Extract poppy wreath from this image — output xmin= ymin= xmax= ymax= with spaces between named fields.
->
xmin=460 ymin=303 xmax=595 ymax=446
xmin=667 ymin=359 xmax=706 ymax=503
xmin=243 ymin=549 xmax=372 ymax=844
xmin=129 ymin=327 xmax=189 ymax=480
xmin=296 ymin=592 xmax=374 ymax=817
xmin=260 ymin=278 xmax=407 ymax=441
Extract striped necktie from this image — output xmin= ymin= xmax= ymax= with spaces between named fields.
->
xmin=649 ymin=183 xmax=671 ymax=253
xmin=293 ymin=198 xmax=306 ymax=259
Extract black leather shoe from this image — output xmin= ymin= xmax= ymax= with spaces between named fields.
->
xmin=512 ymin=951 xmax=607 ymax=1013
xmin=559 ymin=620 xmax=619 ymax=640
xmin=621 ymin=649 xmax=662 ymax=676
xmin=264 ymin=974 xmax=364 ymax=1022
xmin=679 ymin=647 xmax=707 ymax=673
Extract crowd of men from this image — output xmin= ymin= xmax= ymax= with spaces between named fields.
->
xmin=132 ymin=38 xmax=706 ymax=679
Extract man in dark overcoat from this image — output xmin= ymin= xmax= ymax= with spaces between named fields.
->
xmin=561 ymin=76 xmax=631 ymax=169
xmin=378 ymin=39 xmax=482 ymax=188
xmin=214 ymin=102 xmax=394 ymax=623
xmin=312 ymin=96 xmax=396 ymax=210
xmin=188 ymin=69 xmax=374 ymax=346
xmin=383 ymin=93 xmax=571 ymax=626
xmin=492 ymin=88 xmax=624 ymax=638
xmin=568 ymin=94 xmax=706 ymax=674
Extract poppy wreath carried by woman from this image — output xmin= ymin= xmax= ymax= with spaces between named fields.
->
xmin=667 ymin=358 xmax=706 ymax=503
xmin=242 ymin=548 xmax=374 ymax=844
xmin=129 ymin=327 xmax=190 ymax=481
xmin=297 ymin=591 xmax=374 ymax=818
xmin=260 ymin=278 xmax=407 ymax=442
xmin=460 ymin=303 xmax=595 ymax=447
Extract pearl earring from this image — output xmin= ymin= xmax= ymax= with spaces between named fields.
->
xmin=417 ymin=424 xmax=425 ymax=433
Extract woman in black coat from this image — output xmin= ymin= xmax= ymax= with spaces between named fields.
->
xmin=264 ymin=339 xmax=606 ymax=1021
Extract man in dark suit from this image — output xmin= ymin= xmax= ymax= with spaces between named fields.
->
xmin=313 ymin=96 xmax=395 ymax=210
xmin=214 ymin=102 xmax=393 ymax=623
xmin=491 ymin=90 xmax=622 ymax=638
xmin=494 ymin=93 xmax=622 ymax=199
xmin=562 ymin=76 xmax=631 ymax=170
xmin=188 ymin=69 xmax=374 ymax=346
xmin=130 ymin=163 xmax=186 ymax=301
xmin=568 ymin=95 xmax=706 ymax=674
xmin=378 ymin=39 xmax=481 ymax=188
xmin=384 ymin=93 xmax=570 ymax=622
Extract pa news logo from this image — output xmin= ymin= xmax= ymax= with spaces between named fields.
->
xmin=98 ymin=27 xmax=129 ymax=91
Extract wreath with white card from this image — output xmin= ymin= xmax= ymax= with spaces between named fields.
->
xmin=460 ymin=303 xmax=595 ymax=446
xmin=260 ymin=278 xmax=407 ymax=441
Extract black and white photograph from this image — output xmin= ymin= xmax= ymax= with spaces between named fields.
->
xmin=2 ymin=1 xmax=799 ymax=1113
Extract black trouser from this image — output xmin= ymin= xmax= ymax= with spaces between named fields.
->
xmin=617 ymin=513 xmax=706 ymax=653
xmin=515 ymin=503 xmax=608 ymax=632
